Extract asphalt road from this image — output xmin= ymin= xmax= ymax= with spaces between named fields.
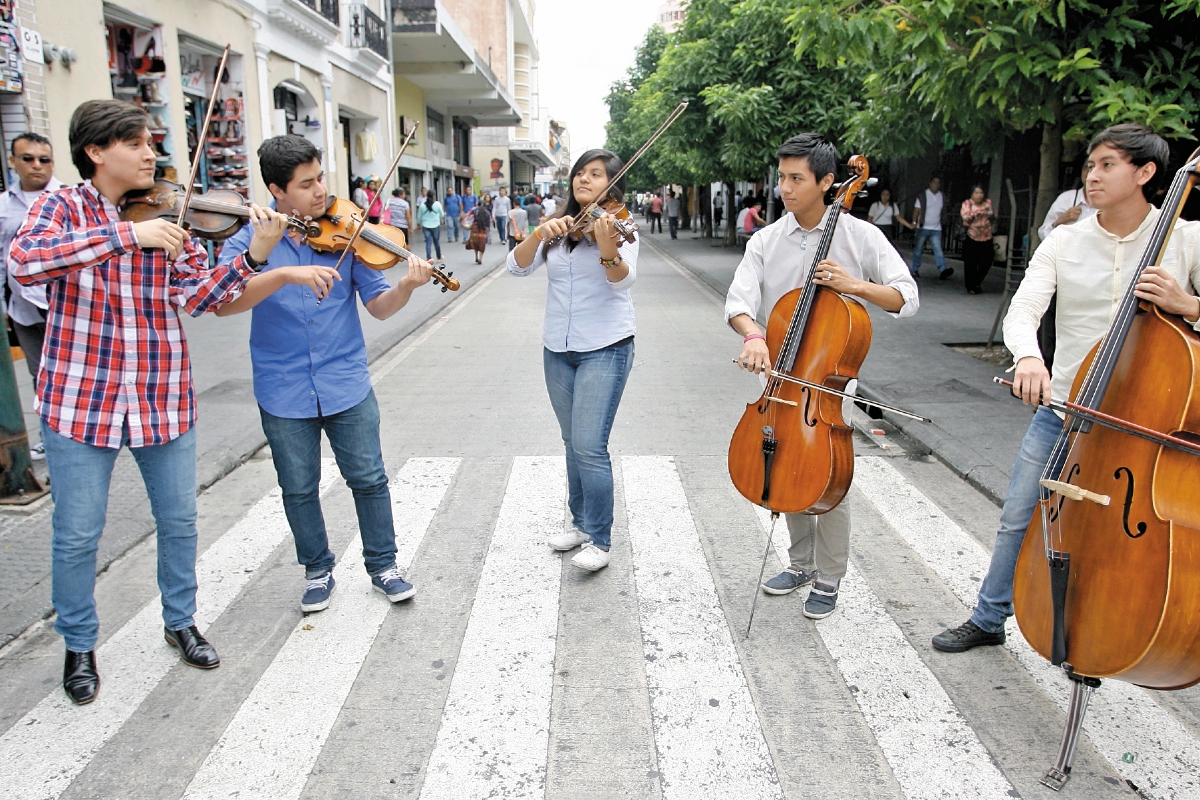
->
xmin=0 ymin=237 xmax=1197 ymax=799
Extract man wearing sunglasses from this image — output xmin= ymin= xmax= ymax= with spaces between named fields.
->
xmin=0 ymin=132 xmax=60 ymax=461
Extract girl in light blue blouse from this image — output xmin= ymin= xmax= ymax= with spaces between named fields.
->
xmin=507 ymin=149 xmax=637 ymax=572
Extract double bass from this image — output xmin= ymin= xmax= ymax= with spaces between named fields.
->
xmin=1010 ymin=147 xmax=1200 ymax=790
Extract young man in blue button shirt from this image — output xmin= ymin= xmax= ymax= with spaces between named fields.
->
xmin=217 ymin=135 xmax=434 ymax=613
xmin=444 ymin=187 xmax=461 ymax=242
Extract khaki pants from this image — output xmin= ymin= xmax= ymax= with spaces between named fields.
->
xmin=784 ymin=499 xmax=850 ymax=581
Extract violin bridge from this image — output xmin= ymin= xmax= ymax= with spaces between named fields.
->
xmin=765 ymin=396 xmax=799 ymax=407
xmin=1039 ymin=479 xmax=1111 ymax=506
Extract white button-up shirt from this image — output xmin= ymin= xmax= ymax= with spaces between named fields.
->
xmin=1005 ymin=205 xmax=1200 ymax=404
xmin=1037 ymin=187 xmax=1097 ymax=242
xmin=507 ymin=235 xmax=637 ymax=353
xmin=725 ymin=210 xmax=919 ymax=328
xmin=0 ymin=177 xmax=60 ymax=325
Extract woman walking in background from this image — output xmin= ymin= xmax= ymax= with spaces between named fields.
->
xmin=960 ymin=185 xmax=995 ymax=294
xmin=365 ymin=177 xmax=383 ymax=224
xmin=868 ymin=188 xmax=914 ymax=244
xmin=417 ymin=189 xmax=445 ymax=261
xmin=469 ymin=195 xmax=491 ymax=264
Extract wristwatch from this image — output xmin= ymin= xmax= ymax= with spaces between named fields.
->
xmin=243 ymin=250 xmax=265 ymax=272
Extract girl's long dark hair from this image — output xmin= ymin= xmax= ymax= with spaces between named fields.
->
xmin=425 ymin=189 xmax=435 ymax=211
xmin=546 ymin=148 xmax=626 ymax=253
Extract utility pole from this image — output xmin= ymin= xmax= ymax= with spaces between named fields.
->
xmin=0 ymin=309 xmax=47 ymax=505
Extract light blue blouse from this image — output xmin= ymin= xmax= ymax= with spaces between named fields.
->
xmin=507 ymin=235 xmax=638 ymax=353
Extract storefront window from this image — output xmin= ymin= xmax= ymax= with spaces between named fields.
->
xmin=107 ymin=20 xmax=175 ymax=181
xmin=180 ymin=42 xmax=248 ymax=198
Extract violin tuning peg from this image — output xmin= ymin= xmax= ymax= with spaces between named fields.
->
xmin=448 ymin=271 xmax=454 ymax=276
xmin=441 ymin=286 xmax=448 ymax=293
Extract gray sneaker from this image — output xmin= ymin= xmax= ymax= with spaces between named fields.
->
xmin=761 ymin=568 xmax=815 ymax=595
xmin=803 ymin=581 xmax=839 ymax=619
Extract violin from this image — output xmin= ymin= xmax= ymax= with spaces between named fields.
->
xmin=569 ymin=197 xmax=638 ymax=244
xmin=727 ymin=155 xmax=874 ymax=515
xmin=304 ymin=197 xmax=460 ymax=292
xmin=120 ymin=179 xmax=319 ymax=241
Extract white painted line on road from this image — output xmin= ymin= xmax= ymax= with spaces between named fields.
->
xmin=183 ymin=457 xmax=459 ymax=800
xmin=0 ymin=460 xmax=340 ymax=800
xmin=855 ymin=456 xmax=1200 ymax=799
xmin=751 ymin=505 xmax=1017 ymax=799
xmin=623 ymin=456 xmax=782 ymax=799
xmin=417 ymin=456 xmax=566 ymax=800
xmin=370 ymin=264 xmax=503 ymax=385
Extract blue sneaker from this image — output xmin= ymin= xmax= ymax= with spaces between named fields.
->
xmin=803 ymin=581 xmax=840 ymax=619
xmin=301 ymin=571 xmax=335 ymax=613
xmin=371 ymin=566 xmax=416 ymax=603
xmin=761 ymin=568 xmax=815 ymax=595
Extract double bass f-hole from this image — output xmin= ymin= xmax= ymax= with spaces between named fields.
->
xmin=1113 ymin=466 xmax=1148 ymax=538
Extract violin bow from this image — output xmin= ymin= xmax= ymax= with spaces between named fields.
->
xmin=329 ymin=123 xmax=421 ymax=274
xmin=176 ymin=44 xmax=231 ymax=230
xmin=558 ymin=100 xmax=689 ymax=240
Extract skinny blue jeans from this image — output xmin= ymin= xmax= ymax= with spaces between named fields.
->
xmin=971 ymin=407 xmax=1066 ymax=633
xmin=259 ymin=391 xmax=398 ymax=578
xmin=44 ymin=422 xmax=199 ymax=652
xmin=422 ymin=226 xmax=442 ymax=260
xmin=911 ymin=228 xmax=948 ymax=275
xmin=543 ymin=340 xmax=634 ymax=550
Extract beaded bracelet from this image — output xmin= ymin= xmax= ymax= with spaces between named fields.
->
xmin=599 ymin=255 xmax=623 ymax=269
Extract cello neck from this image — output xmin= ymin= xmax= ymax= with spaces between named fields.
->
xmin=776 ymin=202 xmax=847 ymax=372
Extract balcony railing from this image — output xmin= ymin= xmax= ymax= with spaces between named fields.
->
xmin=297 ymin=0 xmax=339 ymax=25
xmin=348 ymin=4 xmax=389 ymax=60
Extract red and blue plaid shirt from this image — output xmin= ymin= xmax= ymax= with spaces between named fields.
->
xmin=9 ymin=181 xmax=253 ymax=448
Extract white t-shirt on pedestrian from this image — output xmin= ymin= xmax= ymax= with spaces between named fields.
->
xmin=868 ymin=201 xmax=900 ymax=227
xmin=387 ymin=196 xmax=409 ymax=228
xmin=542 ymin=197 xmax=557 ymax=216
xmin=917 ymin=189 xmax=944 ymax=231
xmin=736 ymin=207 xmax=750 ymax=232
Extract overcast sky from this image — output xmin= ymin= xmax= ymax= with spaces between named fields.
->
xmin=536 ymin=1 xmax=663 ymax=158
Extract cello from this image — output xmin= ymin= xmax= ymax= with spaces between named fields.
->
xmin=1010 ymin=147 xmax=1200 ymax=790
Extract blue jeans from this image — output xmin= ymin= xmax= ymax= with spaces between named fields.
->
xmin=668 ymin=215 xmax=679 ymax=238
xmin=495 ymin=215 xmax=508 ymax=244
xmin=259 ymin=391 xmax=397 ymax=578
xmin=971 ymin=407 xmax=1066 ymax=633
xmin=447 ymin=214 xmax=460 ymax=241
xmin=43 ymin=421 xmax=199 ymax=652
xmin=422 ymin=226 xmax=442 ymax=260
xmin=911 ymin=228 xmax=947 ymax=275
xmin=543 ymin=340 xmax=634 ymax=550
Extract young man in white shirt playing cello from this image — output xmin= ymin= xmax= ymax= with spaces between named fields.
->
xmin=726 ymin=133 xmax=919 ymax=619
xmin=934 ymin=124 xmax=1200 ymax=652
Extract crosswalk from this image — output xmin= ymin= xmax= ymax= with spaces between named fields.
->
xmin=1 ymin=453 xmax=1199 ymax=799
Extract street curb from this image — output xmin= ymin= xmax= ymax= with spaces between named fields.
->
xmin=644 ymin=235 xmax=1007 ymax=507
xmin=0 ymin=253 xmax=507 ymax=651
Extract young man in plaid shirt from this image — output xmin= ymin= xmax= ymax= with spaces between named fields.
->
xmin=9 ymin=100 xmax=324 ymax=705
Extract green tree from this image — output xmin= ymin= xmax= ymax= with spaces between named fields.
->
xmin=605 ymin=25 xmax=669 ymax=191
xmin=787 ymin=0 xmax=1200 ymax=230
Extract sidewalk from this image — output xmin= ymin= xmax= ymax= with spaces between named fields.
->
xmin=641 ymin=227 xmax=1034 ymax=506
xmin=0 ymin=233 xmax=504 ymax=648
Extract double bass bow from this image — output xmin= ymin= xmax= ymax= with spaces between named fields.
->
xmin=1008 ymin=147 xmax=1200 ymax=790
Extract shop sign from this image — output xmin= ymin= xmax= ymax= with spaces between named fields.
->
xmin=454 ymin=163 xmax=473 ymax=179
xmin=18 ymin=25 xmax=39 ymax=64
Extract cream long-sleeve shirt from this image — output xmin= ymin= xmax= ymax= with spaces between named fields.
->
xmin=725 ymin=210 xmax=919 ymax=328
xmin=1004 ymin=205 xmax=1200 ymax=404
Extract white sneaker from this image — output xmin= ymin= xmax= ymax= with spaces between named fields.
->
xmin=548 ymin=528 xmax=589 ymax=551
xmin=29 ymin=442 xmax=45 ymax=461
xmin=570 ymin=542 xmax=611 ymax=571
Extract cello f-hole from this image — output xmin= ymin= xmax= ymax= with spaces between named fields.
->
xmin=801 ymin=387 xmax=819 ymax=427
xmin=1113 ymin=466 xmax=1147 ymax=538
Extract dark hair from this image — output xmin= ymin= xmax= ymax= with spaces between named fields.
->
xmin=12 ymin=131 xmax=51 ymax=156
xmin=69 ymin=100 xmax=150 ymax=180
xmin=257 ymin=135 xmax=321 ymax=192
xmin=548 ymin=148 xmax=625 ymax=253
xmin=1088 ymin=123 xmax=1170 ymax=200
xmin=775 ymin=133 xmax=838 ymax=183
xmin=425 ymin=189 xmax=434 ymax=211
xmin=970 ymin=183 xmax=987 ymax=195
xmin=392 ymin=188 xmax=402 ymax=197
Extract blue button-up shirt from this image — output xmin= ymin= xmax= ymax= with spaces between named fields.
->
xmin=219 ymin=220 xmax=390 ymax=419
xmin=507 ymin=235 xmax=637 ymax=353
xmin=444 ymin=194 xmax=461 ymax=217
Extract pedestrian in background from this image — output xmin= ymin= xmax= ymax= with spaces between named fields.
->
xmin=469 ymin=196 xmax=491 ymax=264
xmin=508 ymin=201 xmax=528 ymax=251
xmin=217 ymin=135 xmax=431 ymax=619
xmin=867 ymin=188 xmax=913 ymax=244
xmin=418 ymin=189 xmax=445 ymax=261
xmin=1039 ymin=163 xmax=1096 ymax=241
xmin=648 ymin=192 xmax=663 ymax=233
xmin=744 ymin=200 xmax=766 ymax=235
xmin=365 ymin=177 xmax=383 ymax=224
xmin=507 ymin=148 xmax=637 ymax=573
xmin=960 ymin=185 xmax=995 ymax=294
xmin=387 ymin=187 xmax=412 ymax=239
xmin=493 ymin=186 xmax=511 ymax=245
xmin=11 ymin=100 xmax=265 ymax=703
xmin=543 ymin=192 xmax=558 ymax=217
xmin=462 ymin=184 xmax=478 ymax=220
xmin=444 ymin=187 xmax=461 ymax=242
xmin=0 ymin=132 xmax=61 ymax=461
xmin=713 ymin=190 xmax=725 ymax=232
xmin=351 ymin=177 xmax=368 ymax=210
xmin=666 ymin=190 xmax=681 ymax=239
xmin=910 ymin=176 xmax=953 ymax=280
xmin=526 ymin=194 xmax=544 ymax=232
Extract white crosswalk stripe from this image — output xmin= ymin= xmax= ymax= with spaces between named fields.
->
xmin=854 ymin=455 xmax=1200 ymax=799
xmin=0 ymin=460 xmax=340 ymax=800
xmin=751 ymin=505 xmax=1017 ymax=799
xmin=417 ymin=456 xmax=567 ymax=800
xmin=624 ymin=456 xmax=783 ymax=799
xmin=183 ymin=457 xmax=460 ymax=800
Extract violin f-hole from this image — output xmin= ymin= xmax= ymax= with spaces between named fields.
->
xmin=1113 ymin=466 xmax=1147 ymax=538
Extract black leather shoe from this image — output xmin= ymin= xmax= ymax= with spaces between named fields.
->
xmin=932 ymin=620 xmax=1006 ymax=652
xmin=63 ymin=649 xmax=100 ymax=705
xmin=164 ymin=626 xmax=220 ymax=669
